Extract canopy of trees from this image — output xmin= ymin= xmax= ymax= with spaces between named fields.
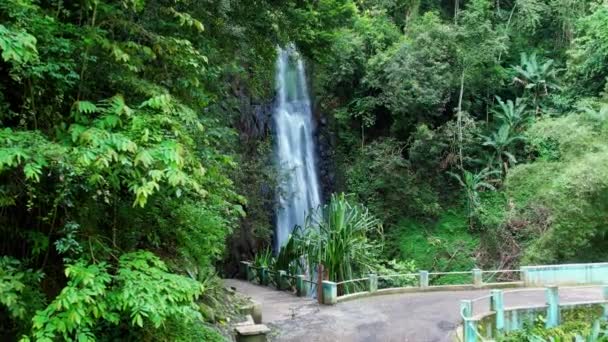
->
xmin=2 ymin=0 xmax=608 ymax=340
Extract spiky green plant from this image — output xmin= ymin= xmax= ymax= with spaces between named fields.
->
xmin=296 ymin=193 xmax=382 ymax=287
xmin=252 ymin=247 xmax=273 ymax=268
xmin=274 ymin=232 xmax=303 ymax=277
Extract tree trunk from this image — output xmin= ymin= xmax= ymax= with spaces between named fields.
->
xmin=457 ymin=69 xmax=466 ymax=170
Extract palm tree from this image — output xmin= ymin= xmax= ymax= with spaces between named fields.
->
xmin=448 ymin=168 xmax=499 ymax=228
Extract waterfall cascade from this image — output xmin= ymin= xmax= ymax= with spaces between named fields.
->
xmin=273 ymin=47 xmax=321 ymax=251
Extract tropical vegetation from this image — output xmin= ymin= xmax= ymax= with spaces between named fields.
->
xmin=3 ymin=0 xmax=608 ymax=340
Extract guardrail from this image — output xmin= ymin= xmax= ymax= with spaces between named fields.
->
xmin=459 ymin=285 xmax=608 ymax=341
xmin=239 ymin=261 xmax=523 ymax=305
xmin=240 ymin=261 xmax=608 ymax=307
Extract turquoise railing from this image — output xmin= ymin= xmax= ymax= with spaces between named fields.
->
xmin=240 ymin=261 xmax=522 ymax=305
xmin=460 ymin=285 xmax=608 ymax=341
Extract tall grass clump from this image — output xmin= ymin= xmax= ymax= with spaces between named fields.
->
xmin=297 ymin=193 xmax=383 ymax=285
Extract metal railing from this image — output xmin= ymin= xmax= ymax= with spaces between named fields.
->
xmin=240 ymin=261 xmax=525 ymax=305
xmin=460 ymin=284 xmax=608 ymax=342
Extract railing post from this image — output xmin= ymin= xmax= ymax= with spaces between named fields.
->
xmin=322 ymin=280 xmax=337 ymax=305
xmin=473 ymin=268 xmax=483 ymax=288
xmin=545 ymin=285 xmax=560 ymax=328
xmin=260 ymin=266 xmax=269 ymax=286
xmin=491 ymin=289 xmax=505 ymax=332
xmin=244 ymin=262 xmax=254 ymax=282
xmin=461 ymin=300 xmax=476 ymax=342
xmin=296 ymin=275 xmax=307 ymax=297
xmin=369 ymin=273 xmax=378 ymax=292
xmin=603 ymin=285 xmax=608 ymax=319
xmin=461 ymin=299 xmax=472 ymax=318
xmin=317 ymin=264 xmax=324 ymax=304
xmin=277 ymin=270 xmax=287 ymax=290
xmin=419 ymin=270 xmax=429 ymax=288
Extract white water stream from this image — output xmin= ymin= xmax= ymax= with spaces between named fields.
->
xmin=273 ymin=47 xmax=321 ymax=251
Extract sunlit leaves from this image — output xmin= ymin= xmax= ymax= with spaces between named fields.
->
xmin=75 ymin=101 xmax=97 ymax=114
xmin=0 ymin=257 xmax=43 ymax=320
xmin=0 ymin=24 xmax=38 ymax=65
xmin=25 ymin=252 xmax=203 ymax=340
xmin=169 ymin=8 xmax=205 ymax=32
xmin=140 ymin=94 xmax=172 ymax=111
xmin=567 ymin=4 xmax=608 ymax=93
xmin=0 ymin=129 xmax=64 ymax=183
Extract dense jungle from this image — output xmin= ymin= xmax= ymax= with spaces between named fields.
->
xmin=2 ymin=0 xmax=608 ymax=340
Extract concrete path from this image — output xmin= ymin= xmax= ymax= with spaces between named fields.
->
xmin=224 ymin=279 xmax=603 ymax=342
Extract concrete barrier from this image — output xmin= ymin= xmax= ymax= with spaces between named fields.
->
xmin=460 ymin=286 xmax=608 ymax=342
xmin=522 ymin=262 xmax=608 ymax=286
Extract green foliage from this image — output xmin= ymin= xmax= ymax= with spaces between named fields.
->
xmin=494 ymin=97 xmax=531 ymax=130
xmin=567 ymin=4 xmax=608 ymax=94
xmin=27 ymin=262 xmax=113 ymax=342
xmin=374 ymin=259 xmax=417 ymax=288
xmin=506 ymin=111 xmax=608 ymax=263
xmin=297 ymin=193 xmax=383 ymax=283
xmin=392 ymin=209 xmax=478 ymax=274
xmin=498 ymin=310 xmax=608 ymax=342
xmin=252 ymin=248 xmax=273 ymax=269
xmin=25 ymin=252 xmax=204 ymax=341
xmin=0 ymin=257 xmax=44 ymax=321
xmin=0 ymin=24 xmax=38 ymax=66
xmin=481 ymin=123 xmax=525 ymax=173
xmin=512 ymin=53 xmax=561 ymax=112
xmin=346 ymin=138 xmax=441 ymax=225
xmin=365 ymin=12 xmax=458 ymax=133
xmin=0 ymin=0 xmax=301 ymax=339
xmin=448 ymin=168 xmax=499 ymax=228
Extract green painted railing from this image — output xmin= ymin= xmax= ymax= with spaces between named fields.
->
xmin=460 ymin=285 xmax=608 ymax=342
xmin=240 ymin=261 xmax=608 ymax=306
xmin=239 ymin=261 xmax=523 ymax=305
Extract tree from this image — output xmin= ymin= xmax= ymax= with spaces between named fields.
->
xmin=449 ymin=168 xmax=499 ymax=228
xmin=494 ymin=97 xmax=530 ymax=130
xmin=511 ymin=53 xmax=560 ymax=114
xmin=482 ymin=124 xmax=525 ymax=174
xmin=454 ymin=0 xmax=507 ymax=168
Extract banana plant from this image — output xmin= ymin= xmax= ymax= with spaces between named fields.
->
xmin=448 ymin=168 xmax=499 ymax=228
xmin=511 ymin=52 xmax=560 ymax=114
xmin=481 ymin=124 xmax=525 ymax=174
xmin=494 ymin=96 xmax=530 ymax=130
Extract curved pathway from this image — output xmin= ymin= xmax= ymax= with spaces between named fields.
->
xmin=224 ymin=279 xmax=603 ymax=342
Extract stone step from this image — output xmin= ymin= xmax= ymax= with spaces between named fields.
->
xmin=234 ymin=314 xmax=255 ymax=327
xmin=235 ymin=324 xmax=270 ymax=342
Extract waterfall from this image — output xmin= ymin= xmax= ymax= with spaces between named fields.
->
xmin=273 ymin=46 xmax=321 ymax=251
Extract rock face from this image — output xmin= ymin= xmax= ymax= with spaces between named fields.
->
xmin=314 ymin=113 xmax=336 ymax=202
xmin=235 ymin=82 xmax=274 ymax=142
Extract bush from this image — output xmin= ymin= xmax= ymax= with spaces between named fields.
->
xmin=505 ymin=112 xmax=608 ymax=264
xmin=21 ymin=252 xmax=204 ymax=342
xmin=346 ymin=138 xmax=441 ymax=225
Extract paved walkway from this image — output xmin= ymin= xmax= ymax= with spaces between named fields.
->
xmin=224 ymin=279 xmax=603 ymax=342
